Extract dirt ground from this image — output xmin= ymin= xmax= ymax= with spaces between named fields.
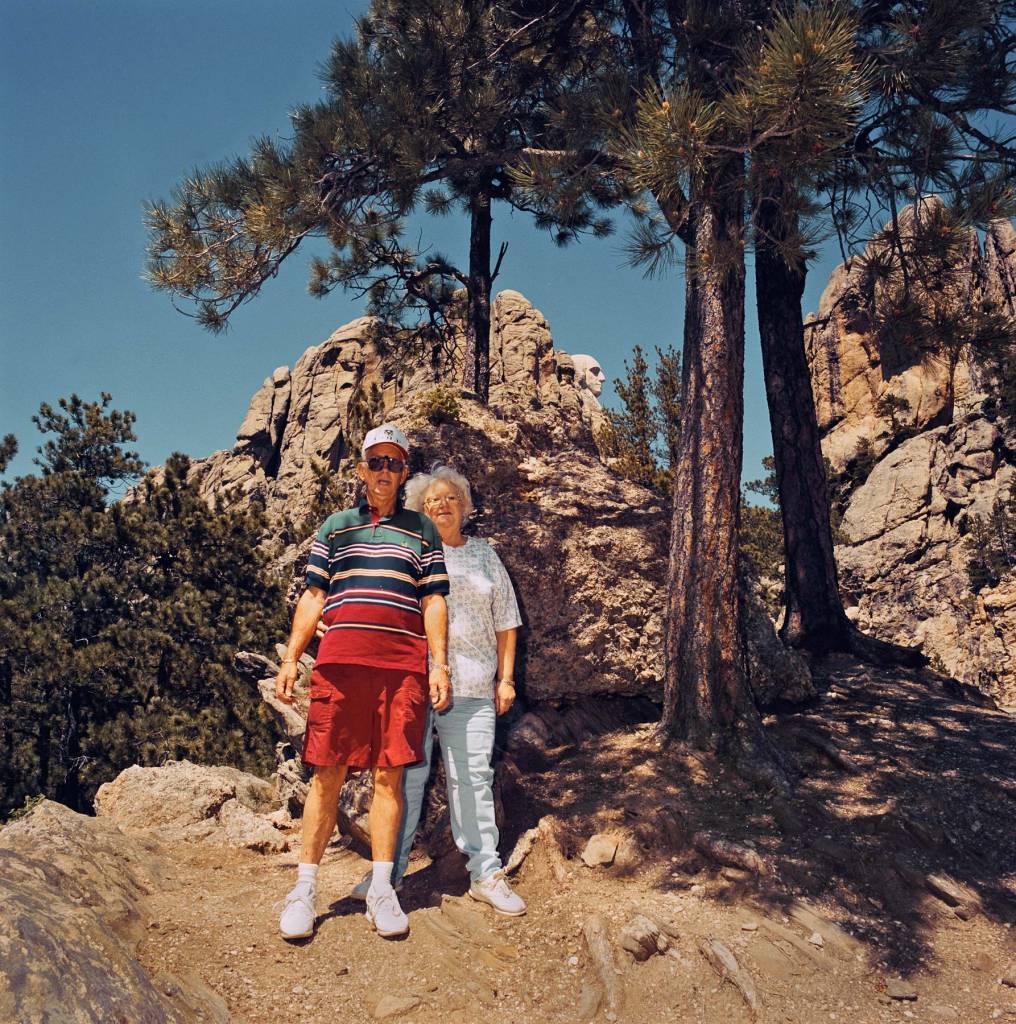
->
xmin=136 ymin=655 xmax=1016 ymax=1023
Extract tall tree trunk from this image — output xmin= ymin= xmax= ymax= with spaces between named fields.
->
xmin=755 ymin=199 xmax=925 ymax=667
xmin=754 ymin=202 xmax=854 ymax=652
xmin=659 ymin=163 xmax=778 ymax=770
xmin=462 ymin=192 xmax=492 ymax=404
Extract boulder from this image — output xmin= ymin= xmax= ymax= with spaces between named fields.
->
xmin=0 ymin=800 xmax=226 ymax=1023
xmin=620 ymin=913 xmax=668 ymax=961
xmin=581 ymin=834 xmax=620 ymax=868
xmin=95 ymin=760 xmax=288 ymax=853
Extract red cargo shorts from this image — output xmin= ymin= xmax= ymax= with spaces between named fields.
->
xmin=301 ymin=663 xmax=429 ymax=769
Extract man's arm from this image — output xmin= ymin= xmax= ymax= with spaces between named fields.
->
xmin=274 ymin=586 xmax=326 ymax=705
xmin=421 ymin=592 xmax=450 ymax=712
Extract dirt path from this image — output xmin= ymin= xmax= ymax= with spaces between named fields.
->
xmin=136 ymin=657 xmax=1016 ymax=1023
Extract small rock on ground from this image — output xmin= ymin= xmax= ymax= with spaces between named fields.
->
xmin=581 ymin=834 xmax=619 ymax=868
xmin=372 ymin=994 xmax=421 ymax=1020
xmin=886 ymin=978 xmax=918 ymax=1001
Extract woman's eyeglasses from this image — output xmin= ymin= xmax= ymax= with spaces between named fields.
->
xmin=365 ymin=455 xmax=406 ymax=473
xmin=423 ymin=494 xmax=461 ymax=509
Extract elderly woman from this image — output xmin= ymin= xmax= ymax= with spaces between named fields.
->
xmin=351 ymin=464 xmax=526 ymax=915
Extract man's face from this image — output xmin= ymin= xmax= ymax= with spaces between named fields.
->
xmin=357 ymin=442 xmax=409 ymax=505
xmin=586 ymin=362 xmax=605 ymax=397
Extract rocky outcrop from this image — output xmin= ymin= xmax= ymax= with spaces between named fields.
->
xmin=95 ymin=760 xmax=290 ymax=854
xmin=805 ymin=207 xmax=1013 ymax=473
xmin=188 ymin=291 xmax=590 ymax=537
xmin=189 ymin=316 xmax=381 ymax=529
xmin=806 ymin=209 xmax=1016 ymax=703
xmin=0 ymin=799 xmax=227 ymax=1023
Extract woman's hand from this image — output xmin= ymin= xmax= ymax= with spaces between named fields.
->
xmin=429 ymin=665 xmax=451 ymax=711
xmin=495 ymin=680 xmax=516 ymax=715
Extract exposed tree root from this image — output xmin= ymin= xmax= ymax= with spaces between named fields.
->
xmin=582 ymin=914 xmax=624 ymax=1013
xmin=699 ymin=938 xmax=760 ymax=1017
xmin=847 ymin=628 xmax=926 ymax=669
xmin=791 ymin=727 xmax=863 ymax=774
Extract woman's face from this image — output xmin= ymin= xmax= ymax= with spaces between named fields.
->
xmin=423 ymin=479 xmax=465 ymax=537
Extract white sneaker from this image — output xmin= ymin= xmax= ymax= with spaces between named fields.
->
xmin=278 ymin=881 xmax=316 ymax=939
xmin=366 ymin=887 xmax=409 ymax=938
xmin=351 ymin=870 xmax=403 ymax=902
xmin=469 ymin=870 xmax=527 ymax=916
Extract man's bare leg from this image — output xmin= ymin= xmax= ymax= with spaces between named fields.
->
xmin=280 ymin=763 xmax=348 ymax=939
xmin=300 ymin=764 xmax=348 ymax=863
xmin=369 ymin=765 xmax=406 ymax=863
xmin=364 ymin=765 xmax=410 ymax=935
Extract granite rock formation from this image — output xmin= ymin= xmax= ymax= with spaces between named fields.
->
xmin=95 ymin=760 xmax=291 ymax=854
xmin=188 ymin=290 xmax=590 ymax=535
xmin=806 ymin=211 xmax=1016 ymax=704
xmin=0 ymin=799 xmax=228 ymax=1023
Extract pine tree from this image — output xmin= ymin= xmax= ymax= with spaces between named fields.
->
xmin=967 ymin=488 xmax=1016 ymax=590
xmin=755 ymin=2 xmax=1014 ymax=657
xmin=740 ymin=456 xmax=785 ymax=589
xmin=514 ymin=1 xmax=870 ymax=772
xmin=0 ymin=397 xmax=287 ymax=817
xmin=145 ymin=1 xmax=605 ymax=403
xmin=596 ymin=344 xmax=681 ymax=491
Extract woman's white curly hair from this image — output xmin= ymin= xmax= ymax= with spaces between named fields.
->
xmin=404 ymin=464 xmax=475 ymax=519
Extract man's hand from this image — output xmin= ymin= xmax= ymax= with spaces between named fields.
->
xmin=429 ymin=665 xmax=451 ymax=712
xmin=495 ymin=680 xmax=516 ymax=716
xmin=275 ymin=661 xmax=299 ymax=705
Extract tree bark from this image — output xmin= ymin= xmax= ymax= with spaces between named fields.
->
xmin=754 ymin=200 xmax=925 ymax=667
xmin=462 ymin=191 xmax=492 ymax=404
xmin=754 ymin=204 xmax=854 ymax=652
xmin=659 ymin=162 xmax=777 ymax=767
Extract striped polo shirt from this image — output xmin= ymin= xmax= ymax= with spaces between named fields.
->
xmin=305 ymin=500 xmax=449 ymax=673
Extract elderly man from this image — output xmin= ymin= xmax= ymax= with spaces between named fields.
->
xmin=274 ymin=424 xmax=450 ymax=940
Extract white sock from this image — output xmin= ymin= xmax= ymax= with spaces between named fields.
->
xmin=297 ymin=863 xmax=319 ymax=888
xmin=370 ymin=861 xmax=394 ymax=894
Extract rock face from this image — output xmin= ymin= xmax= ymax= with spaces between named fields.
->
xmin=0 ymin=799 xmax=227 ymax=1023
xmin=95 ymin=760 xmax=290 ymax=853
xmin=806 ymin=211 xmax=1016 ymax=703
xmin=189 ymin=291 xmax=591 ymax=536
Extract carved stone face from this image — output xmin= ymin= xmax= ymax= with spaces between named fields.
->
xmin=573 ymin=354 xmax=606 ymax=398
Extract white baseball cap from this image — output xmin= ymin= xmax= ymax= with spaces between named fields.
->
xmin=361 ymin=424 xmax=410 ymax=459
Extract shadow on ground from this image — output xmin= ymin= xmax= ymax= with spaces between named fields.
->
xmin=495 ymin=652 xmax=1016 ymax=978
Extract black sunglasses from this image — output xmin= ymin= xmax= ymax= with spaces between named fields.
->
xmin=365 ymin=455 xmax=406 ymax=473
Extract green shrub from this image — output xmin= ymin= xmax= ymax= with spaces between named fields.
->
xmin=0 ymin=395 xmax=288 ymax=817
xmin=417 ymin=385 xmax=461 ymax=425
xmin=966 ymin=490 xmax=1016 ymax=590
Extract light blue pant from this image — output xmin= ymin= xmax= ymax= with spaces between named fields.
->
xmin=393 ymin=697 xmax=501 ymax=884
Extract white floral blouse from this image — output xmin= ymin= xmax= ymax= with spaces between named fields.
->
xmin=441 ymin=537 xmax=522 ymax=699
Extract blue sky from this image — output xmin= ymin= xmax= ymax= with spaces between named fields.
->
xmin=1 ymin=0 xmax=841 ymax=487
